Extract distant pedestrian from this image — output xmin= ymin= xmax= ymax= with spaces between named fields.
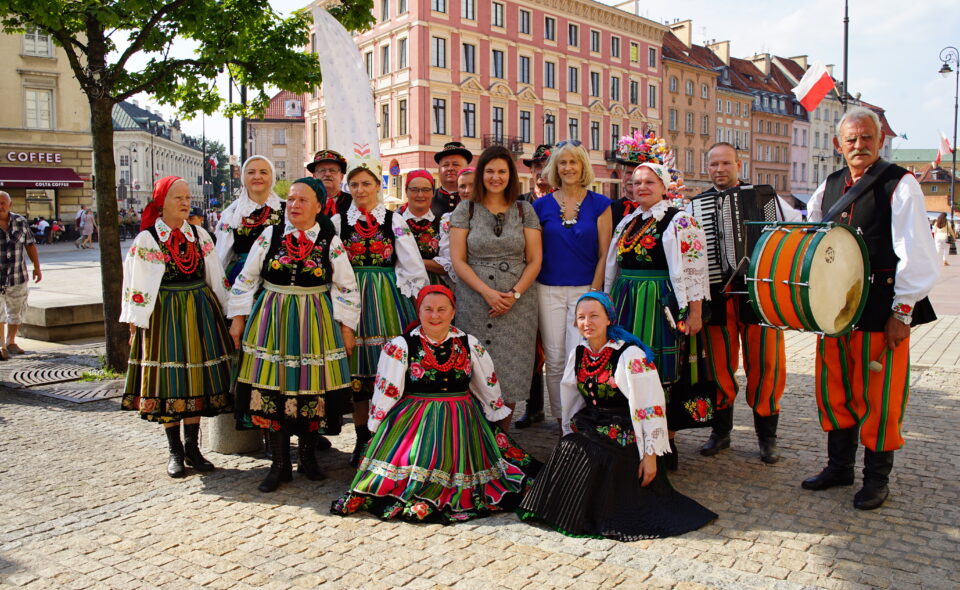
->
xmin=0 ymin=191 xmax=42 ymax=359
xmin=74 ymin=205 xmax=86 ymax=247
xmin=77 ymin=208 xmax=96 ymax=249
xmin=933 ymin=213 xmax=956 ymax=266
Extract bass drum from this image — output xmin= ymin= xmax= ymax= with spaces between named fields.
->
xmin=747 ymin=223 xmax=870 ymax=337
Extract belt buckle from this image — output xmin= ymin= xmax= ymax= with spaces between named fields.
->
xmin=497 ymin=261 xmax=510 ymax=272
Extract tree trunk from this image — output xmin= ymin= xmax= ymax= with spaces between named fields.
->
xmin=89 ymin=96 xmax=129 ymax=371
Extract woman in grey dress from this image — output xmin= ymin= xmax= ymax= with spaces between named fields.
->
xmin=449 ymin=145 xmax=542 ymax=431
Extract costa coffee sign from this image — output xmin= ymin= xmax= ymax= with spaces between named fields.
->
xmin=6 ymin=151 xmax=63 ymax=163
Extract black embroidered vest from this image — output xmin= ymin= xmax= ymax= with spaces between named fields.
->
xmin=575 ymin=344 xmax=629 ymax=410
xmin=148 ymin=224 xmax=205 ymax=283
xmin=339 ymin=209 xmax=398 ymax=268
xmin=616 ymin=207 xmax=679 ymax=271
xmin=232 ymin=202 xmax=286 ymax=255
xmin=402 ymin=333 xmax=472 ymax=394
xmin=260 ymin=225 xmax=335 ymax=287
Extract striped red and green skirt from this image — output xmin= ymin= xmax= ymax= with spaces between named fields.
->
xmin=234 ymin=282 xmax=351 ymax=433
xmin=331 ymin=391 xmax=537 ymax=523
xmin=610 ymin=269 xmax=681 ymax=384
xmin=123 ymin=280 xmax=234 ymax=423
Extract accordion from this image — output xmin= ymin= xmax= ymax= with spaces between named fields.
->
xmin=690 ymin=184 xmax=780 ymax=286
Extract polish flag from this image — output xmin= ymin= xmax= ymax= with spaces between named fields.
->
xmin=934 ymin=131 xmax=953 ymax=167
xmin=792 ymin=61 xmax=836 ymax=112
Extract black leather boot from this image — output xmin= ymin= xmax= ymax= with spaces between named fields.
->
xmin=665 ymin=438 xmax=679 ymax=471
xmin=183 ymin=423 xmax=215 ymax=472
xmin=802 ymin=428 xmax=858 ymax=490
xmin=297 ymin=431 xmax=327 ymax=481
xmin=700 ymin=406 xmax=733 ymax=456
xmin=350 ymin=424 xmax=371 ymax=468
xmin=854 ymin=449 xmax=894 ymax=510
xmin=164 ymin=425 xmax=186 ymax=478
xmin=516 ymin=370 xmax=545 ymax=429
xmin=259 ymin=431 xmax=293 ymax=492
xmin=754 ymin=412 xmax=781 ymax=464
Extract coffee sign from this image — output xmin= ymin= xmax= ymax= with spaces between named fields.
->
xmin=6 ymin=151 xmax=63 ymax=163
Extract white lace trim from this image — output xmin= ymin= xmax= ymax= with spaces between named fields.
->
xmin=401 ymin=208 xmax=435 ymax=222
xmin=347 ymin=203 xmax=387 ymax=225
xmin=219 ymin=192 xmax=283 ymax=229
xmin=640 ymin=199 xmax=670 ymax=222
xmin=154 ymin=218 xmax=195 ymax=242
xmin=241 ymin=343 xmax=347 ymax=366
xmin=282 ymin=222 xmax=320 ymax=240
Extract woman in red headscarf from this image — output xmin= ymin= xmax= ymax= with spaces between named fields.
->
xmin=399 ymin=169 xmax=452 ymax=286
xmin=332 ymin=285 xmax=538 ymax=523
xmin=120 ymin=176 xmax=234 ymax=479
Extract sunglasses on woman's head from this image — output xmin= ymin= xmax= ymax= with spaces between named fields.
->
xmin=556 ymin=140 xmax=582 ymax=148
xmin=494 ymin=212 xmax=505 ymax=237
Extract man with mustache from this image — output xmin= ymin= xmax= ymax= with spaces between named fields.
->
xmin=802 ymin=107 xmax=939 ymax=510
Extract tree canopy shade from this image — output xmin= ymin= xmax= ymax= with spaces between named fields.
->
xmin=0 ymin=0 xmax=374 ymax=370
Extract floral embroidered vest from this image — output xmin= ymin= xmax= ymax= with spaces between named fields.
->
xmin=403 ymin=211 xmax=442 ymax=260
xmin=615 ymin=207 xmax=679 ymax=271
xmin=575 ymin=343 xmax=629 ymax=410
xmin=401 ymin=333 xmax=472 ymax=394
xmin=260 ymin=225 xmax=336 ymax=288
xmin=147 ymin=225 xmax=205 ymax=283
xmin=232 ymin=203 xmax=285 ymax=255
xmin=339 ymin=210 xmax=398 ymax=267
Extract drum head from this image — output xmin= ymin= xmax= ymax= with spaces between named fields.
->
xmin=806 ymin=226 xmax=866 ymax=335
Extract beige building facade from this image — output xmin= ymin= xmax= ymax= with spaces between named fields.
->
xmin=0 ymin=28 xmax=92 ymax=225
xmin=246 ymin=91 xmax=307 ymax=182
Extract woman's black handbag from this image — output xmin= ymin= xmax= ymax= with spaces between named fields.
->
xmin=665 ymin=334 xmax=718 ymax=431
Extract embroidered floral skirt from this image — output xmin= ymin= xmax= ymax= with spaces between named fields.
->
xmin=610 ymin=269 xmax=681 ymax=384
xmin=519 ymin=406 xmax=717 ymax=540
xmin=350 ymin=267 xmax=416 ymax=401
xmin=331 ymin=391 xmax=539 ymax=523
xmin=234 ymin=283 xmax=351 ymax=433
xmin=123 ymin=280 xmax=233 ymax=423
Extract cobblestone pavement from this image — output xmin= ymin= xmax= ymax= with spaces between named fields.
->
xmin=2 ymin=328 xmax=959 ymax=590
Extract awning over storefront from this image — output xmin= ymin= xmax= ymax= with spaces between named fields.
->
xmin=0 ymin=166 xmax=84 ymax=189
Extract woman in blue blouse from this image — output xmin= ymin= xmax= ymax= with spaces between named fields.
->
xmin=533 ymin=141 xmax=612 ymax=428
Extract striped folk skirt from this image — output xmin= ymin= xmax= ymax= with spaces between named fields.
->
xmin=331 ymin=392 xmax=537 ymax=523
xmin=610 ymin=269 xmax=681 ymax=384
xmin=350 ymin=266 xmax=416 ymax=398
xmin=234 ymin=282 xmax=351 ymax=433
xmin=122 ymin=280 xmax=234 ymax=423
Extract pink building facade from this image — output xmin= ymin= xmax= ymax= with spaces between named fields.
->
xmin=306 ymin=0 xmax=666 ymax=197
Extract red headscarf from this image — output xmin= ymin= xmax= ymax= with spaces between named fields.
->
xmin=405 ymin=169 xmax=436 ymax=190
xmin=406 ymin=285 xmax=456 ymax=333
xmin=140 ymin=176 xmax=183 ymax=231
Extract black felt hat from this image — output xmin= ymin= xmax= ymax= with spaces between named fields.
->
xmin=433 ymin=141 xmax=473 ymax=165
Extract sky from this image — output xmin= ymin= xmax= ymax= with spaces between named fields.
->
xmin=138 ymin=0 xmax=960 ymax=156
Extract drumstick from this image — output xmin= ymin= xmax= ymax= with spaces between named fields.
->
xmin=868 ymin=346 xmax=888 ymax=373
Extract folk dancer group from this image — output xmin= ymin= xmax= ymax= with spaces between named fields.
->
xmin=120 ymin=106 xmax=938 ymax=541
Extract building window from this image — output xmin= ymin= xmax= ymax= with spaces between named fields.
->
xmin=462 ymin=43 xmax=475 ymax=73
xmin=647 ymin=83 xmax=657 ymax=108
xmin=274 ymin=128 xmax=286 ymax=144
xmin=398 ymin=38 xmax=408 ymax=69
xmin=669 ymin=109 xmax=678 ymax=131
xmin=462 ymin=102 xmax=475 ymax=137
xmin=568 ymin=66 xmax=579 ymax=93
xmin=545 ymin=17 xmax=556 ymax=41
xmin=568 ymin=23 xmax=578 ymax=47
xmin=735 ymin=102 xmax=741 ymax=116
xmin=380 ymin=44 xmax=391 ymax=75
xmin=519 ymin=55 xmax=530 ymax=84
xmin=545 ymin=114 xmax=556 ymax=145
xmin=611 ymin=36 xmax=620 ymax=58
xmin=757 ymin=119 xmax=763 ymax=132
xmin=629 ymin=80 xmax=638 ymax=105
xmin=701 ymin=114 xmax=709 ymax=135
xmin=931 ymin=185 xmax=939 ymax=193
xmin=23 ymin=26 xmax=53 ymax=57
xmin=493 ymin=106 xmax=504 ymax=140
xmin=726 ymin=100 xmax=732 ymax=114
xmin=611 ymin=124 xmax=620 ymax=148
xmin=801 ymin=162 xmax=807 ymax=181
xmin=519 ymin=9 xmax=530 ymax=34
xmin=685 ymin=149 xmax=694 ymax=173
xmin=568 ymin=117 xmax=579 ymax=141
xmin=589 ymin=71 xmax=600 ymax=97
xmin=802 ymin=129 xmax=808 ymax=147
xmin=630 ymin=42 xmax=639 ymax=63
xmin=701 ymin=84 xmax=709 ymax=99
xmin=364 ymin=51 xmax=374 ymax=78
xmin=462 ymin=0 xmax=475 ymax=20
xmin=25 ymin=89 xmax=53 ymax=129
xmin=492 ymin=49 xmax=504 ymax=78
xmin=590 ymin=121 xmax=600 ymax=150
xmin=685 ymin=80 xmax=694 ymax=96
xmin=119 ymin=154 xmax=130 ymax=167
xmin=669 ymin=76 xmax=678 ymax=93
xmin=399 ymin=0 xmax=407 ymax=13
xmin=545 ymin=61 xmax=556 ymax=88
xmin=432 ymin=98 xmax=447 ymax=135
xmin=399 ymin=99 xmax=408 ymax=135
xmin=381 ymin=103 xmax=390 ymax=139
xmin=685 ymin=112 xmax=694 ymax=133
xmin=520 ymin=110 xmax=531 ymax=143
xmin=717 ymin=127 xmax=723 ymax=143
xmin=492 ymin=2 xmax=504 ymax=27
xmin=590 ymin=30 xmax=601 ymax=53
xmin=611 ymin=76 xmax=620 ymax=102
xmin=381 ymin=0 xmax=389 ymax=22
xmin=432 ymin=0 xmax=446 ymax=12
xmin=648 ymin=47 xmax=657 ymax=67
xmin=431 ymin=37 xmax=447 ymax=68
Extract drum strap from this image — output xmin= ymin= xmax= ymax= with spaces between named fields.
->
xmin=822 ymin=160 xmax=893 ymax=222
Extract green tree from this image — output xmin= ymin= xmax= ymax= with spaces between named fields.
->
xmin=0 ymin=0 xmax=374 ymax=370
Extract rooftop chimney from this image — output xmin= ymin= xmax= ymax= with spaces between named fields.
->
xmin=669 ymin=20 xmax=693 ymax=48
xmin=788 ymin=55 xmax=808 ymax=69
xmin=749 ymin=53 xmax=772 ymax=75
xmin=707 ymin=40 xmax=730 ymax=65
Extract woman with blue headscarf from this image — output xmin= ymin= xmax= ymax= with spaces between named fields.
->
xmin=518 ymin=292 xmax=716 ymax=540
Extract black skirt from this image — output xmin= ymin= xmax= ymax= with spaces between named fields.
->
xmin=518 ymin=406 xmax=717 ymax=540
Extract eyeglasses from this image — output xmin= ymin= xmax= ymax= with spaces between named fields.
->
xmin=406 ymin=187 xmax=434 ymax=194
xmin=494 ymin=212 xmax=505 ymax=237
xmin=556 ymin=140 xmax=583 ymax=148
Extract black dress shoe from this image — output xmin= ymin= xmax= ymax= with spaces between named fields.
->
xmin=515 ymin=411 xmax=544 ymax=429
xmin=853 ymin=449 xmax=894 ymax=510
xmin=167 ymin=453 xmax=186 ymax=478
xmin=164 ymin=426 xmax=186 ymax=478
xmin=801 ymin=467 xmax=854 ymax=490
xmin=853 ymin=480 xmax=889 ymax=510
xmin=699 ymin=432 xmax=730 ymax=456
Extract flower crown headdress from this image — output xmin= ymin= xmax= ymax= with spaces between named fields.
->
xmin=616 ymin=130 xmax=686 ymax=199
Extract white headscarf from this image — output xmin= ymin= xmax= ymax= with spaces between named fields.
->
xmin=218 ymin=155 xmax=283 ymax=229
xmin=636 ymin=162 xmax=671 ymax=191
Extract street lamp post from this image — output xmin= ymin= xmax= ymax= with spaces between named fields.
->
xmin=939 ymin=46 xmax=958 ymax=230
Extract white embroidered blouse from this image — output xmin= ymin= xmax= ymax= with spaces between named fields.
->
xmin=120 ymin=219 xmax=229 ymax=328
xmin=331 ymin=203 xmax=428 ymax=298
xmin=224 ymin=222 xmax=361 ymax=330
xmin=560 ymin=339 xmax=672 ymax=457
xmin=400 ymin=206 xmax=454 ymax=277
xmin=214 ymin=191 xmax=284 ymax=269
xmin=604 ymin=199 xmax=710 ymax=309
xmin=367 ymin=326 xmax=512 ymax=432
